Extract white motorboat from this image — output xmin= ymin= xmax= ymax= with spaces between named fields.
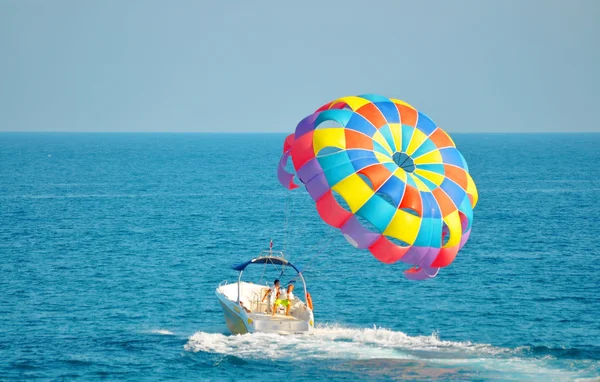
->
xmin=215 ymin=250 xmax=314 ymax=335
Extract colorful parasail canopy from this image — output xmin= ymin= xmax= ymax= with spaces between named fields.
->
xmin=277 ymin=94 xmax=478 ymax=280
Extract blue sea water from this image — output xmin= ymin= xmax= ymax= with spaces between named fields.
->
xmin=1 ymin=132 xmax=599 ymax=381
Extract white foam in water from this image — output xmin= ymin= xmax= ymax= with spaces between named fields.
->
xmin=151 ymin=329 xmax=175 ymax=335
xmin=184 ymin=324 xmax=582 ymax=380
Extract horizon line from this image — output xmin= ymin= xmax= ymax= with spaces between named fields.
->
xmin=1 ymin=131 xmax=599 ymax=134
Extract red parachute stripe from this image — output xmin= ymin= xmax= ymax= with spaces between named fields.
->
xmin=315 ymin=191 xmax=352 ymax=228
xmin=358 ymin=164 xmax=393 ymax=190
xmin=290 ymin=130 xmax=316 ymax=171
xmin=368 ymin=235 xmax=409 ymax=263
xmin=399 ymin=185 xmax=422 ymax=216
xmin=395 ymin=103 xmax=418 ymax=127
xmin=431 ymin=244 xmax=459 ymax=267
xmin=356 ymin=103 xmax=387 ymax=128
xmin=345 ymin=129 xmax=374 ymax=151
xmin=429 ymin=127 xmax=455 ymax=149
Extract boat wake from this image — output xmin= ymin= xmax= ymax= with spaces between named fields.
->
xmin=150 ymin=329 xmax=175 ymax=336
xmin=184 ymin=324 xmax=597 ymax=381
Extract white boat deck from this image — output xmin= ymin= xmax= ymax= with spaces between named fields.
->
xmin=216 ymin=262 xmax=314 ymax=334
xmin=249 ymin=312 xmax=302 ymax=322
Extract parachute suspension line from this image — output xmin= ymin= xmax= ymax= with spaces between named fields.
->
xmin=287 ymin=207 xmax=311 ymax=262
xmin=282 ymin=233 xmax=333 ymax=287
xmin=285 ymin=234 xmax=334 ymax=286
xmin=259 ymin=259 xmax=268 ymax=285
xmin=269 ymin=257 xmax=284 ymax=274
xmin=260 ymin=257 xmax=286 ymax=285
xmin=278 ymin=261 xmax=287 ymax=281
xmin=302 ymin=235 xmax=333 ymax=274
xmin=283 ymin=192 xmax=291 ymax=254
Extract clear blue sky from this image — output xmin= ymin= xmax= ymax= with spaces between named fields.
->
xmin=1 ymin=0 xmax=598 ymax=132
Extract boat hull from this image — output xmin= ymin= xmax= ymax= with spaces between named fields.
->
xmin=215 ymin=286 xmax=314 ymax=335
xmin=217 ymin=299 xmax=251 ymax=335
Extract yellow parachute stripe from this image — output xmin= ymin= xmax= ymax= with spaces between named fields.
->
xmin=375 ymin=152 xmax=394 ymax=164
xmin=383 ymin=209 xmax=421 ymax=245
xmin=331 ymin=173 xmax=374 ymax=213
xmin=372 ymin=130 xmax=394 ymax=155
xmin=413 ymin=149 xmax=443 ymax=164
xmin=466 ymin=172 xmax=478 ymax=207
xmin=330 ymin=96 xmax=371 ymax=111
xmin=312 ymin=128 xmax=346 ymax=155
xmin=406 ymin=129 xmax=428 ymax=156
xmin=392 ymin=167 xmax=407 ymax=183
xmin=414 ymin=169 xmax=445 ymax=186
xmin=389 ymin=98 xmax=416 ymax=109
xmin=443 ymin=210 xmax=462 ymax=247
xmin=388 ymin=123 xmax=402 ymax=152
xmin=410 ymin=174 xmax=431 ymax=192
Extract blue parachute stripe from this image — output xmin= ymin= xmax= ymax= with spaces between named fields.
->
xmin=440 ymin=148 xmax=466 ymax=168
xmin=345 ymin=113 xmax=378 ymax=137
xmin=420 ymin=191 xmax=442 ymax=218
xmin=383 ymin=162 xmax=399 ymax=173
xmin=416 ymin=112 xmax=437 ymax=135
xmin=413 ymin=217 xmax=442 ymax=247
xmin=440 ymin=178 xmax=467 ymax=207
xmin=317 ymin=151 xmax=351 ymax=172
xmin=457 ymin=195 xmax=474 ymax=231
xmin=358 ymin=94 xmax=392 ymax=103
xmin=413 ymin=174 xmax=438 ymax=191
xmin=458 ymin=152 xmax=470 ymax=172
xmin=374 ymin=102 xmax=400 ymax=124
xmin=314 ymin=109 xmax=353 ymax=128
xmin=373 ymin=141 xmax=392 ymax=156
xmin=323 ymin=162 xmax=356 ymax=187
xmin=401 ymin=125 xmax=414 ymax=152
xmin=412 ymin=217 xmax=432 ymax=247
xmin=351 ymin=157 xmax=381 ymax=172
xmin=347 ymin=149 xmax=377 ymax=161
xmin=416 ymin=163 xmax=445 ymax=174
xmin=377 ymin=124 xmax=397 ymax=153
xmin=377 ymin=175 xmax=406 ymax=206
xmin=405 ymin=174 xmax=419 ymax=189
xmin=411 ymin=138 xmax=438 ymax=159
xmin=356 ymin=196 xmax=397 ymax=232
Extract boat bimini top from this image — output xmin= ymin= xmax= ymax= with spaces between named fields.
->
xmin=230 ymin=250 xmax=308 ymax=303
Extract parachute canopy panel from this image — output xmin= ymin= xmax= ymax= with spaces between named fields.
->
xmin=277 ymin=94 xmax=478 ymax=280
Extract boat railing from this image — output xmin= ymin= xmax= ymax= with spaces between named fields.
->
xmin=250 ymin=290 xmax=269 ymax=314
xmin=218 ymin=280 xmax=228 ymax=289
xmin=257 ymin=250 xmax=286 ymax=258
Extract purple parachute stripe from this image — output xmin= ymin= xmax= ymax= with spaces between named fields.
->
xmin=297 ymin=157 xmax=324 ymax=184
xmin=404 ymin=266 xmax=440 ymax=281
xmin=340 ymin=216 xmax=381 ymax=249
xmin=294 ymin=112 xmax=319 ymax=139
xmin=277 ymin=95 xmax=479 ymax=281
xmin=398 ymin=246 xmax=430 ymax=266
xmin=459 ymin=229 xmax=471 ymax=250
xmin=305 ymin=173 xmax=331 ymax=201
xmin=277 ymin=151 xmax=296 ymax=190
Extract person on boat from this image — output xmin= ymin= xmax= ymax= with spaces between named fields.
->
xmin=239 ymin=301 xmax=251 ymax=313
xmin=261 ymin=279 xmax=281 ymax=316
xmin=272 ymin=284 xmax=296 ymax=316
xmin=283 ymin=284 xmax=295 ymax=316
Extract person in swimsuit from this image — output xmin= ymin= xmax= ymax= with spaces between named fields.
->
xmin=273 ymin=284 xmax=296 ymax=316
xmin=261 ymin=279 xmax=281 ymax=316
xmin=282 ymin=284 xmax=295 ymax=316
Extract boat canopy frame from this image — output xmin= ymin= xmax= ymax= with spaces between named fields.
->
xmin=231 ymin=250 xmax=308 ymax=305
